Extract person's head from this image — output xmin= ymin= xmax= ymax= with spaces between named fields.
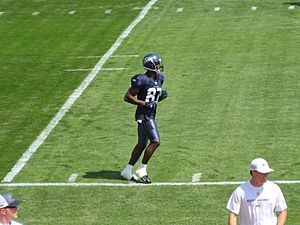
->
xmin=249 ymin=158 xmax=274 ymax=186
xmin=142 ymin=53 xmax=164 ymax=76
xmin=0 ymin=194 xmax=22 ymax=222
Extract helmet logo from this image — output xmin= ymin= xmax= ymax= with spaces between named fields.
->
xmin=143 ymin=56 xmax=156 ymax=65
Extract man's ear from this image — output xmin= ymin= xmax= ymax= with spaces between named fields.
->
xmin=0 ymin=208 xmax=6 ymax=214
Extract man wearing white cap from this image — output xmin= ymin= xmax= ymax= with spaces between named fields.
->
xmin=0 ymin=193 xmax=23 ymax=225
xmin=227 ymin=158 xmax=287 ymax=225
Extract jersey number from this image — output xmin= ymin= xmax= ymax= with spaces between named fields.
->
xmin=146 ymin=87 xmax=161 ymax=102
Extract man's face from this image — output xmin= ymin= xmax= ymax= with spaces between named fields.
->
xmin=4 ymin=206 xmax=19 ymax=219
xmin=253 ymin=170 xmax=269 ymax=183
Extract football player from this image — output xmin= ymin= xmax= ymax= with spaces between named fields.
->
xmin=121 ymin=53 xmax=168 ymax=184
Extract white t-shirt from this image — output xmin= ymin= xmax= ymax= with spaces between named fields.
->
xmin=227 ymin=180 xmax=287 ymax=225
xmin=0 ymin=221 xmax=22 ymax=225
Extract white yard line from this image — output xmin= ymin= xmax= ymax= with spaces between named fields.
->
xmin=2 ymin=0 xmax=158 ymax=183
xmin=76 ymin=56 xmax=102 ymax=58
xmin=192 ymin=173 xmax=202 ymax=182
xmin=0 ymin=180 xmax=299 ymax=187
xmin=105 ymin=9 xmax=112 ymax=14
xmin=75 ymin=54 xmax=139 ymax=58
xmin=68 ymin=173 xmax=78 ymax=183
xmin=176 ymin=8 xmax=184 ymax=13
xmin=111 ymin=54 xmax=139 ymax=58
xmin=64 ymin=68 xmax=128 ymax=72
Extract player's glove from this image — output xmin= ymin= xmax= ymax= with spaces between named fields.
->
xmin=145 ymin=100 xmax=157 ymax=109
xmin=161 ymin=90 xmax=168 ymax=99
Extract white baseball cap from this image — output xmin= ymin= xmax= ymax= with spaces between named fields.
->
xmin=0 ymin=194 xmax=22 ymax=209
xmin=250 ymin=158 xmax=274 ymax=173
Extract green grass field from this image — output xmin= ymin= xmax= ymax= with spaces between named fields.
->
xmin=1 ymin=0 xmax=300 ymax=224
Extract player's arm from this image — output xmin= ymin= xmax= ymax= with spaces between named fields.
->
xmin=124 ymin=87 xmax=145 ymax=106
xmin=277 ymin=209 xmax=287 ymax=225
xmin=228 ymin=211 xmax=238 ymax=225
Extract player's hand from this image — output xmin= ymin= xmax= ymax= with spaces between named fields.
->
xmin=161 ymin=90 xmax=168 ymax=99
xmin=145 ymin=100 xmax=157 ymax=109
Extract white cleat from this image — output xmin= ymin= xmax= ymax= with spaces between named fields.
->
xmin=135 ymin=166 xmax=147 ymax=178
xmin=135 ymin=166 xmax=151 ymax=184
xmin=121 ymin=169 xmax=136 ymax=181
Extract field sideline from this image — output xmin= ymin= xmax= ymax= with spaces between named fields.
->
xmin=1 ymin=0 xmax=300 ymax=224
xmin=1 ymin=180 xmax=300 ymax=188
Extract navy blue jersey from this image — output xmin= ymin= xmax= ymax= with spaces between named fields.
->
xmin=131 ymin=73 xmax=164 ymax=121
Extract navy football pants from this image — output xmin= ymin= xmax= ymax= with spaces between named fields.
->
xmin=137 ymin=119 xmax=160 ymax=145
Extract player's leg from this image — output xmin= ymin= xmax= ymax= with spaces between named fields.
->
xmin=121 ymin=122 xmax=148 ymax=181
xmin=141 ymin=119 xmax=160 ymax=164
xmin=129 ymin=143 xmax=147 ymax=165
xmin=136 ymin=119 xmax=160 ymax=183
xmin=121 ymin=143 xmax=146 ymax=181
xmin=142 ymin=141 xmax=160 ymax=164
